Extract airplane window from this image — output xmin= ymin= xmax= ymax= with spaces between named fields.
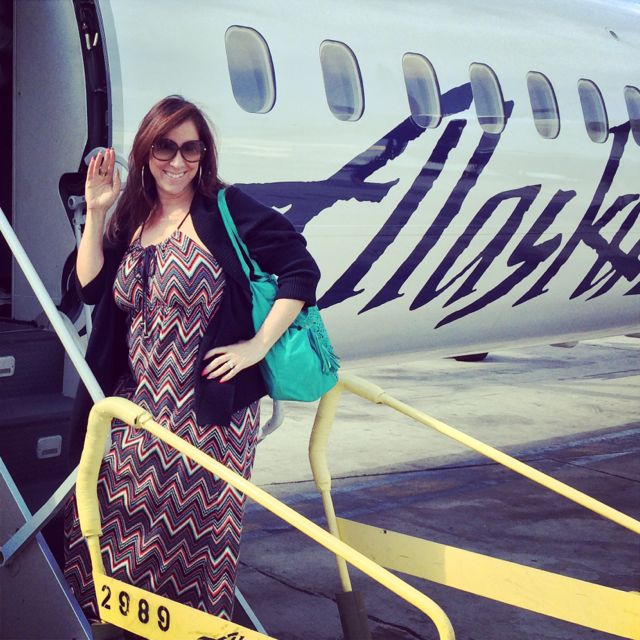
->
xmin=577 ymin=79 xmax=608 ymax=143
xmin=402 ymin=53 xmax=441 ymax=129
xmin=225 ymin=26 xmax=276 ymax=114
xmin=624 ymin=85 xmax=640 ymax=146
xmin=319 ymin=40 xmax=364 ymax=121
xmin=469 ymin=63 xmax=506 ymax=134
xmin=527 ymin=71 xmax=560 ymax=139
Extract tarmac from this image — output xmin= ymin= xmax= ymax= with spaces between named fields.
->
xmin=236 ymin=336 xmax=640 ymax=640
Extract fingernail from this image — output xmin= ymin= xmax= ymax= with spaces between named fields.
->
xmin=201 ymin=369 xmax=207 ymax=376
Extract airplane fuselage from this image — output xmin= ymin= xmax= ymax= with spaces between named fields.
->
xmin=10 ymin=0 xmax=640 ymax=361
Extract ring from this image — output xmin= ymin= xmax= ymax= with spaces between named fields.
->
xmin=98 ymin=170 xmax=107 ymax=176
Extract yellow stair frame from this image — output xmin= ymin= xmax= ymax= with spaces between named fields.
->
xmin=309 ymin=373 xmax=640 ymax=640
xmin=76 ymin=397 xmax=456 ymax=640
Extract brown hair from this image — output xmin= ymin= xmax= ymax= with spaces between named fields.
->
xmin=106 ymin=95 xmax=224 ymax=242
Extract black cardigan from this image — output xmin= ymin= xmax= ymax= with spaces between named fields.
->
xmin=68 ymin=186 xmax=320 ymax=464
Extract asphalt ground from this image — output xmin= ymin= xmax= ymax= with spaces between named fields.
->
xmin=237 ymin=337 xmax=640 ymax=640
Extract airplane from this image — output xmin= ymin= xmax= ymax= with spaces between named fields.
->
xmin=1 ymin=0 xmax=639 ymax=638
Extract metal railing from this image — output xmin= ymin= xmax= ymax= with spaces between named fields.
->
xmin=0 ymin=206 xmax=104 ymax=567
xmin=309 ymin=373 xmax=640 ymax=640
xmin=76 ymin=396 xmax=456 ymax=640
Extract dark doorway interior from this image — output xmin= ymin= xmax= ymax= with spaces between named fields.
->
xmin=0 ymin=0 xmax=13 ymax=319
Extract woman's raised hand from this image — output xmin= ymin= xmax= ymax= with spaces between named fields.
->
xmin=85 ymin=148 xmax=121 ymax=215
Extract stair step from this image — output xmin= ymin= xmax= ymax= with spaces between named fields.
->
xmin=0 ymin=322 xmax=64 ymax=396
xmin=0 ymin=392 xmax=73 ymax=427
xmin=0 ymin=393 xmax=73 ymax=483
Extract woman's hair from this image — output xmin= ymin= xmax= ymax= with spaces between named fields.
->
xmin=106 ymin=95 xmax=224 ymax=242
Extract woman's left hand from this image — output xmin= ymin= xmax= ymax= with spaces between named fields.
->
xmin=203 ymin=299 xmax=304 ymax=383
xmin=202 ymin=339 xmax=268 ymax=383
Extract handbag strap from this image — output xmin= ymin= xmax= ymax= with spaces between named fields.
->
xmin=217 ymin=188 xmax=268 ymax=280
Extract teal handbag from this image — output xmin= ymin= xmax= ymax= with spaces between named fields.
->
xmin=217 ymin=189 xmax=339 ymax=401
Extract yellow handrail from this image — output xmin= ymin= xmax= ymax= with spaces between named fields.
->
xmin=75 ymin=397 xmax=455 ymax=639
xmin=310 ymin=374 xmax=640 ymax=535
xmin=307 ymin=373 xmax=640 ymax=639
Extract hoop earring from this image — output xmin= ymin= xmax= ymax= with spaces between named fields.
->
xmin=141 ymin=165 xmax=146 ymax=191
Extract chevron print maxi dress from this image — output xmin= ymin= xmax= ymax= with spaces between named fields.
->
xmin=64 ymin=228 xmax=259 ymax=621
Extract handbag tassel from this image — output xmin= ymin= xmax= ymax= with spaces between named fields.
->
xmin=308 ymin=329 xmax=341 ymax=374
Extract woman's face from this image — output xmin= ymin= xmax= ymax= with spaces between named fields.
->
xmin=148 ymin=118 xmax=201 ymax=201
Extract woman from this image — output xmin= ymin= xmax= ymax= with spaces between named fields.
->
xmin=64 ymin=95 xmax=320 ymax=622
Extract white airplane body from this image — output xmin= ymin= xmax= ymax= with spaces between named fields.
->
xmin=9 ymin=0 xmax=640 ymax=364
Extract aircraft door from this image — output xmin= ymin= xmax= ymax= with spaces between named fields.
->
xmin=12 ymin=0 xmax=91 ymax=321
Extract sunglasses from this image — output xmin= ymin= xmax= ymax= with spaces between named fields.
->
xmin=151 ymin=138 xmax=206 ymax=163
